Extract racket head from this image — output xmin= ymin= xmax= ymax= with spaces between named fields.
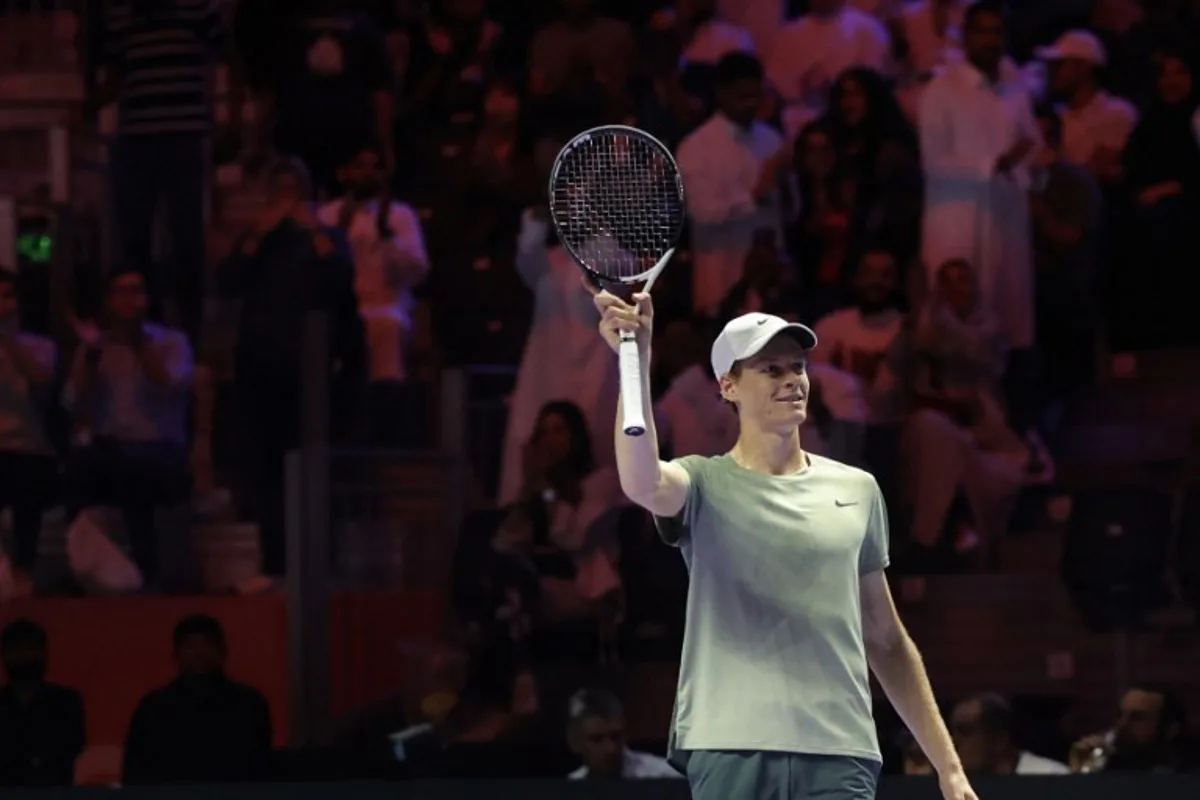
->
xmin=548 ymin=125 xmax=686 ymax=286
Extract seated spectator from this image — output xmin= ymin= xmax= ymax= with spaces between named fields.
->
xmin=716 ymin=229 xmax=803 ymax=321
xmin=62 ymin=269 xmax=193 ymax=584
xmin=0 ymin=620 xmax=85 ymax=786
xmin=654 ymin=317 xmax=737 ymax=459
xmin=791 ymin=120 xmax=856 ymax=321
xmin=809 ymin=248 xmax=904 ymax=469
xmin=898 ymin=729 xmax=935 ymax=775
xmin=565 ymin=688 xmax=679 ymax=779
xmin=439 ymin=641 xmax=541 ymax=747
xmin=1069 ymin=683 xmax=1192 ymax=773
xmin=497 ymin=208 xmax=618 ymax=505
xmin=528 ymin=0 xmax=637 ymax=102
xmin=0 ymin=273 xmax=58 ymax=596
xmin=122 ymin=615 xmax=272 ymax=784
xmin=950 ymin=693 xmax=1069 ymax=775
xmin=897 ymin=259 xmax=1026 ymax=568
xmin=217 ymin=158 xmax=365 ymax=578
xmin=493 ymin=401 xmax=626 ymax=659
xmin=319 ymin=144 xmax=430 ymax=383
xmin=674 ymin=0 xmax=755 ymax=72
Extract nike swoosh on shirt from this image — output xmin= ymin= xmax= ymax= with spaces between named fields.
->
xmin=834 ymin=500 xmax=858 ymax=507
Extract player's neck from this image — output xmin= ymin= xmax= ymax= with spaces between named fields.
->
xmin=730 ymin=426 xmax=807 ymax=476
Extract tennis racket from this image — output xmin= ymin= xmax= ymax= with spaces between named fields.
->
xmin=547 ymin=125 xmax=687 ymax=437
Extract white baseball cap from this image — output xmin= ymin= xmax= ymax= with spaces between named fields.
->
xmin=1035 ymin=30 xmax=1106 ymax=66
xmin=710 ymin=312 xmax=818 ymax=380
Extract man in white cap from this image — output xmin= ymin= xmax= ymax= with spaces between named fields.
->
xmin=590 ymin=287 xmax=977 ymax=800
xmin=1037 ymin=29 xmax=1138 ymax=182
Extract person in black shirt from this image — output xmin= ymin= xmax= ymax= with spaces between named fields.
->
xmin=0 ymin=619 xmax=85 ymax=786
xmin=122 ymin=615 xmax=272 ymax=784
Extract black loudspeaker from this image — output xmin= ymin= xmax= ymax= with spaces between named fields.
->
xmin=1061 ymin=486 xmax=1173 ymax=631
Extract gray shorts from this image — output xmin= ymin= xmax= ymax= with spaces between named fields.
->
xmin=686 ymin=750 xmax=881 ymax=800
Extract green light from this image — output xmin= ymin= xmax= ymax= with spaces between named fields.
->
xmin=17 ymin=233 xmax=53 ymax=264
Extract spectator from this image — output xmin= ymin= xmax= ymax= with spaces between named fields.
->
xmin=898 ymin=729 xmax=935 ymax=775
xmin=950 ymin=693 xmax=1069 ymax=775
xmin=0 ymin=620 xmax=85 ymax=787
xmin=218 ymin=158 xmax=365 ymax=578
xmin=919 ymin=0 xmax=1038 ymax=355
xmin=1037 ymin=30 xmax=1137 ymax=183
xmin=654 ymin=317 xmax=737 ymax=459
xmin=100 ymin=0 xmax=224 ymax=347
xmin=716 ymin=228 xmax=803 ymax=320
xmin=440 ymin=641 xmax=539 ymax=745
xmin=0 ymin=272 xmax=58 ymax=597
xmin=493 ymin=401 xmax=626 ymax=656
xmin=823 ymin=68 xmax=923 ymax=266
xmin=790 ymin=120 xmax=854 ymax=320
xmin=716 ymin=0 xmax=784 ymax=55
xmin=765 ymin=0 xmax=890 ymax=138
xmin=897 ymin=259 xmax=1026 ymax=568
xmin=122 ymin=615 xmax=272 ymax=784
xmin=809 ymin=248 xmax=904 ymax=469
xmin=319 ymin=144 xmax=430 ymax=383
xmin=264 ymin=0 xmax=395 ymax=194
xmin=677 ymin=52 xmax=790 ymax=315
xmin=892 ymin=0 xmax=966 ymax=86
xmin=528 ymin=0 xmax=637 ymax=101
xmin=62 ymin=268 xmax=194 ymax=585
xmin=675 ymin=0 xmax=756 ymax=71
xmin=1069 ymin=683 xmax=1191 ymax=773
xmin=565 ymin=688 xmax=680 ymax=779
xmin=1118 ymin=49 xmax=1200 ymax=348
xmin=496 ymin=208 xmax=618 ymax=506
xmin=1029 ymin=105 xmax=1103 ymax=428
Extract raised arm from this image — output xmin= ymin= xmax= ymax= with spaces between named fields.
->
xmin=592 ymin=290 xmax=690 ymax=517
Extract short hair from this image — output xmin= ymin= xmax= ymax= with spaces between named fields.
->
xmin=173 ymin=614 xmax=225 ymax=648
xmin=714 ymin=52 xmax=764 ymax=88
xmin=567 ymin=687 xmax=624 ymax=727
xmin=964 ymin=0 xmax=1007 ymax=30
xmin=969 ymin=692 xmax=1015 ymax=737
xmin=1129 ymin=682 xmax=1188 ymax=733
xmin=1034 ymin=103 xmax=1062 ymax=148
xmin=0 ymin=618 xmax=46 ymax=651
xmin=107 ymin=265 xmax=146 ymax=290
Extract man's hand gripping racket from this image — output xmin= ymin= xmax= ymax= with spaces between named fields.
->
xmin=547 ymin=125 xmax=686 ymax=436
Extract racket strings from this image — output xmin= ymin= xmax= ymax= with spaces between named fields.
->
xmin=551 ymin=131 xmax=684 ymax=282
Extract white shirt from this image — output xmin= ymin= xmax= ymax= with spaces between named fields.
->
xmin=719 ymin=0 xmax=784 ymax=54
xmin=1016 ymin=751 xmax=1070 ymax=775
xmin=676 ymin=114 xmax=786 ymax=314
xmin=568 ymin=748 xmax=682 ymax=779
xmin=765 ymin=7 xmax=890 ymax=137
xmin=1057 ymin=90 xmax=1138 ymax=167
xmin=900 ymin=0 xmax=966 ymax=79
xmin=812 ymin=307 xmax=903 ymax=424
xmin=681 ymin=19 xmax=755 ymax=67
xmin=655 ymin=364 xmax=738 ymax=458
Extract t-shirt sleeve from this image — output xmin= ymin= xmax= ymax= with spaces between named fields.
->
xmin=859 ymin=477 xmax=890 ymax=575
xmin=652 ymin=454 xmax=708 ymax=547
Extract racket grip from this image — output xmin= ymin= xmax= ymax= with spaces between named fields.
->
xmin=618 ymin=334 xmax=647 ymax=437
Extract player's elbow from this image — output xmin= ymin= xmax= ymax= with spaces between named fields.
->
xmin=622 ymin=477 xmax=686 ymax=518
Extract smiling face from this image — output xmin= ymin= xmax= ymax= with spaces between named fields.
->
xmin=719 ymin=334 xmax=811 ymax=429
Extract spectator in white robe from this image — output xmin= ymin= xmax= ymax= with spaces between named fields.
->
xmin=676 ymin=52 xmax=790 ymax=315
xmin=718 ymin=0 xmax=783 ymax=55
xmin=497 ymin=209 xmax=618 ymax=505
xmin=318 ymin=145 xmax=430 ymax=382
xmin=654 ymin=317 xmax=737 ymax=458
xmin=898 ymin=258 xmax=1026 ymax=562
xmin=764 ymin=0 xmax=891 ymax=138
xmin=673 ymin=0 xmax=756 ymax=70
xmin=891 ymin=0 xmax=967 ymax=118
xmin=918 ymin=0 xmax=1038 ymax=352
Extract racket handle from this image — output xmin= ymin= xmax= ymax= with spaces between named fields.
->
xmin=618 ymin=334 xmax=647 ymax=437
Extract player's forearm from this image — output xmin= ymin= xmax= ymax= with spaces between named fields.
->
xmin=869 ymin=633 xmax=963 ymax=777
xmin=614 ymin=364 xmax=664 ymax=500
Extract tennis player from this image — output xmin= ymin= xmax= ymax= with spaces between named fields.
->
xmin=592 ymin=289 xmax=979 ymax=800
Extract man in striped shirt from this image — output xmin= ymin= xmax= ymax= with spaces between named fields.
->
xmin=101 ymin=0 xmax=224 ymax=349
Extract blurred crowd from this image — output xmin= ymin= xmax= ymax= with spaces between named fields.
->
xmin=3 ymin=0 xmax=1200 ymax=785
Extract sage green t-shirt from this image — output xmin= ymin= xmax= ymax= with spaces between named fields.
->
xmin=655 ymin=452 xmax=889 ymax=764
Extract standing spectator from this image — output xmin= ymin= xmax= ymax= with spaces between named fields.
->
xmin=319 ymin=144 xmax=430 ymax=383
xmin=528 ymin=0 xmax=637 ymax=101
xmin=565 ymin=688 xmax=680 ymax=779
xmin=264 ymin=0 xmax=395 ymax=194
xmin=123 ymin=615 xmax=272 ymax=784
xmin=765 ymin=0 xmax=890 ymax=138
xmin=677 ymin=52 xmax=790 ymax=315
xmin=1029 ymin=105 xmax=1103 ymax=428
xmin=950 ymin=693 xmax=1069 ymax=775
xmin=100 ymin=0 xmax=224 ymax=347
xmin=1037 ymin=30 xmax=1137 ymax=183
xmin=62 ymin=269 xmax=194 ymax=585
xmin=217 ymin=159 xmax=365 ymax=578
xmin=892 ymin=0 xmax=966 ymax=84
xmin=1069 ymin=684 xmax=1191 ymax=773
xmin=676 ymin=0 xmax=756 ymax=71
xmin=919 ymin=0 xmax=1038 ymax=354
xmin=654 ymin=317 xmax=737 ymax=459
xmin=0 ymin=620 xmax=85 ymax=787
xmin=496 ymin=208 xmax=618 ymax=506
xmin=0 ymin=273 xmax=58 ymax=597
